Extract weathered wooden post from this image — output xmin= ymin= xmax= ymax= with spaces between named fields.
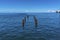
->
xmin=34 ymin=16 xmax=38 ymax=28
xmin=22 ymin=19 xmax=25 ymax=30
xmin=24 ymin=16 xmax=26 ymax=23
xmin=26 ymin=15 xmax=29 ymax=20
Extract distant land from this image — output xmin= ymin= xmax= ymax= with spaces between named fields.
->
xmin=48 ymin=10 xmax=60 ymax=13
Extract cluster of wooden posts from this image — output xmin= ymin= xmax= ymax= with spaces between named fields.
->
xmin=21 ymin=15 xmax=38 ymax=29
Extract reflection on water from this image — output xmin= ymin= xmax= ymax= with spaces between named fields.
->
xmin=0 ymin=13 xmax=60 ymax=40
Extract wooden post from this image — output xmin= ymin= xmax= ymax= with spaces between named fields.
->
xmin=22 ymin=19 xmax=25 ymax=30
xmin=34 ymin=16 xmax=38 ymax=28
xmin=26 ymin=15 xmax=29 ymax=19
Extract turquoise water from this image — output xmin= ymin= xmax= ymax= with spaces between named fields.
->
xmin=0 ymin=13 xmax=60 ymax=40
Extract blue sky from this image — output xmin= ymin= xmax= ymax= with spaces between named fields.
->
xmin=0 ymin=0 xmax=60 ymax=13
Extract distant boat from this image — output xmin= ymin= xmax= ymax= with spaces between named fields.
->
xmin=56 ymin=11 xmax=60 ymax=13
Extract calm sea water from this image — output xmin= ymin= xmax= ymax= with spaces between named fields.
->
xmin=0 ymin=13 xmax=60 ymax=40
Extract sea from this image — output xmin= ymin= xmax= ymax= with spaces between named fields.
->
xmin=0 ymin=13 xmax=60 ymax=40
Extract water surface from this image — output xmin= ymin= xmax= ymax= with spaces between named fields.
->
xmin=0 ymin=13 xmax=60 ymax=40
